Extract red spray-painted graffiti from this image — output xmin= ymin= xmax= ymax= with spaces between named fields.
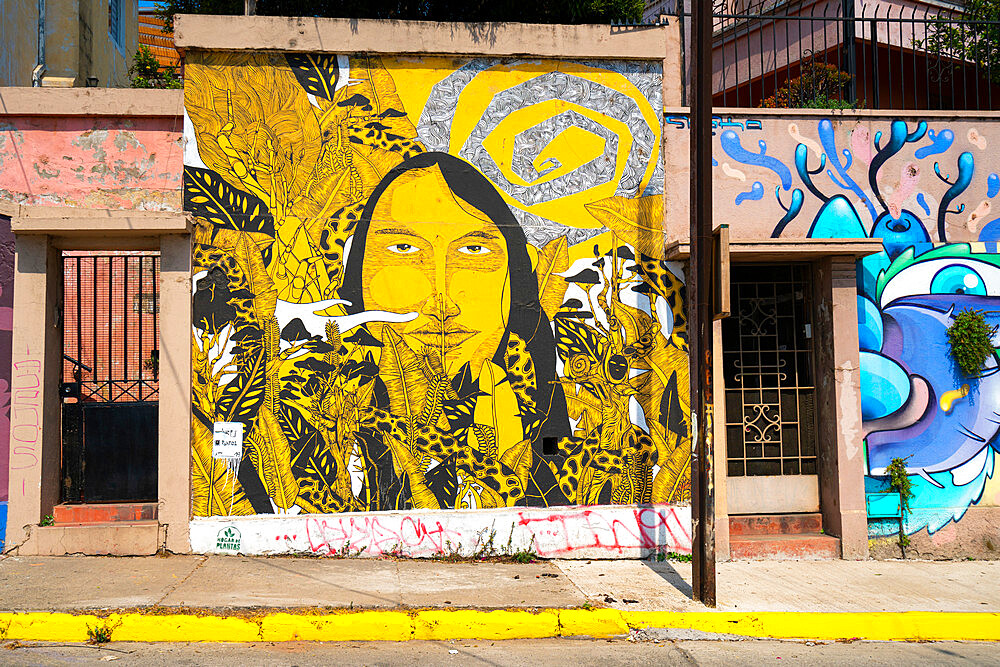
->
xmin=517 ymin=506 xmax=691 ymax=557
xmin=10 ymin=348 xmax=42 ymax=496
xmin=306 ymin=515 xmax=463 ymax=556
xmin=288 ymin=506 xmax=692 ymax=558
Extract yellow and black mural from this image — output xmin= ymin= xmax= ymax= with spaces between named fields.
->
xmin=184 ymin=53 xmax=690 ymax=516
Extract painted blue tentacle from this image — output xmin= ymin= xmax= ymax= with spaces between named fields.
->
xmin=771 ymin=187 xmax=804 ymax=238
xmin=868 ymin=120 xmax=929 ymax=211
xmin=937 ymin=151 xmax=975 ymax=242
xmin=868 ymin=121 xmax=910 ymax=210
xmin=817 ymin=119 xmax=877 ymax=223
xmin=795 ymin=144 xmax=828 ymax=202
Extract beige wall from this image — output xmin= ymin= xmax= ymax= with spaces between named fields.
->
xmin=78 ymin=0 xmax=138 ymax=88
xmin=1 ymin=0 xmax=137 ymax=88
xmin=664 ymin=109 xmax=1000 ymax=243
xmin=0 ymin=0 xmax=39 ymax=86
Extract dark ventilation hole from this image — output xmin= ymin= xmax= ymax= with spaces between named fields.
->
xmin=542 ymin=436 xmax=558 ymax=456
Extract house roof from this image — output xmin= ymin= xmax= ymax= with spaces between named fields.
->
xmin=138 ymin=10 xmax=181 ymax=69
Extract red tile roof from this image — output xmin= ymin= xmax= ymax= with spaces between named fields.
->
xmin=138 ymin=10 xmax=181 ymax=69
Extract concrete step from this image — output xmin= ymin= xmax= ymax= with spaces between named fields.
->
xmin=729 ymin=533 xmax=841 ymax=560
xmin=33 ymin=521 xmax=160 ymax=556
xmin=52 ymin=502 xmax=157 ymax=525
xmin=729 ymin=513 xmax=823 ymax=536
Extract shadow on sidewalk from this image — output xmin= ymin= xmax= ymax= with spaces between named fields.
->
xmin=640 ymin=560 xmax=694 ymax=600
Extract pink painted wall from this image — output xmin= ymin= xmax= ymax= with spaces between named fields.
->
xmin=0 ymin=116 xmax=183 ymax=210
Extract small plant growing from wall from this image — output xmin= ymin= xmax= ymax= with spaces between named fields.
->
xmin=885 ymin=456 xmax=915 ymax=553
xmin=946 ymin=309 xmax=998 ymax=376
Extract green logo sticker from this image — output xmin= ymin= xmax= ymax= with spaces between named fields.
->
xmin=216 ymin=526 xmax=241 ymax=552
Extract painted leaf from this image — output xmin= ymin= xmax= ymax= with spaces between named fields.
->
xmin=584 ymin=195 xmax=664 ymax=259
xmin=185 ymin=167 xmax=275 ymax=237
xmin=534 ymin=236 xmax=570 ymax=320
xmin=382 ymin=431 xmax=440 ymax=509
xmin=426 ymin=453 xmax=459 ymax=508
xmin=498 ymin=438 xmax=533 ymax=491
xmin=191 ymin=414 xmax=256 ymax=517
xmin=378 ymin=326 xmax=428 ymax=437
xmin=286 ymin=53 xmax=340 ymax=100
xmin=554 ymin=317 xmax=606 ymax=365
xmin=216 ymin=344 xmax=268 ymax=426
xmin=232 ymin=232 xmax=278 ymax=326
xmin=472 ymin=362 xmax=524 ymax=463
xmin=247 ymin=406 xmax=299 ymax=510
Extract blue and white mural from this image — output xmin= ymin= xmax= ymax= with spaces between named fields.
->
xmin=718 ymin=117 xmax=1000 ymax=540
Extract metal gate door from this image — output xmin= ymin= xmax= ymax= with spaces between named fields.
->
xmin=61 ymin=253 xmax=159 ymax=503
xmin=722 ymin=264 xmax=819 ymax=514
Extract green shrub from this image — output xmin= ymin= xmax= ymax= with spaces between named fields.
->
xmin=129 ymin=45 xmax=181 ymax=89
xmin=946 ymin=309 xmax=998 ymax=376
xmin=885 ymin=456 xmax=914 ymax=550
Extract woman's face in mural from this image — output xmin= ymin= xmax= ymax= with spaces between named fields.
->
xmin=361 ymin=166 xmax=511 ymax=376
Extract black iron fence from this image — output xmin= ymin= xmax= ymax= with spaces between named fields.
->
xmin=681 ymin=1 xmax=1000 ymax=111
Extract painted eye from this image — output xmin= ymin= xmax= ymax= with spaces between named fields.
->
xmin=879 ymin=257 xmax=1000 ymax=307
xmin=458 ymin=245 xmax=491 ymax=255
xmin=931 ymin=265 xmax=987 ymax=296
xmin=387 ymin=243 xmax=419 ymax=254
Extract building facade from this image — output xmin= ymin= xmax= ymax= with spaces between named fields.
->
xmin=1 ymin=0 xmax=140 ymax=88
xmin=0 ymin=15 xmax=997 ymax=560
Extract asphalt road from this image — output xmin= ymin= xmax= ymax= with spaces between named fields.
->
xmin=2 ymin=638 xmax=998 ymax=666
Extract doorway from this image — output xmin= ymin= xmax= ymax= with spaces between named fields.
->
xmin=722 ymin=264 xmax=819 ymax=514
xmin=60 ymin=252 xmax=160 ymax=503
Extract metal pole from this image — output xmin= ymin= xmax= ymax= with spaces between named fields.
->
xmin=689 ymin=0 xmax=716 ymax=608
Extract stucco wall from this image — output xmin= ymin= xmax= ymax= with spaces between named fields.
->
xmin=79 ymin=0 xmax=138 ymax=88
xmin=704 ymin=111 xmax=1000 ymax=558
xmin=0 ymin=0 xmax=38 ymax=87
xmin=0 ymin=90 xmax=183 ymax=210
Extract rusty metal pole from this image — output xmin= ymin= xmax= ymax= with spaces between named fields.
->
xmin=689 ymin=0 xmax=716 ymax=607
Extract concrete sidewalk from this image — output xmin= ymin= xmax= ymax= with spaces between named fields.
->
xmin=0 ymin=555 xmax=997 ymax=643
xmin=1 ymin=554 xmax=997 ymax=612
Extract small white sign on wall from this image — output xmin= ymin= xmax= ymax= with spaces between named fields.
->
xmin=212 ymin=421 xmax=244 ymax=460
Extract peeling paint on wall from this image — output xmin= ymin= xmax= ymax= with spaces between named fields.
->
xmin=0 ymin=117 xmax=183 ymax=210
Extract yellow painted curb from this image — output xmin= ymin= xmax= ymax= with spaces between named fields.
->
xmin=559 ymin=608 xmax=629 ymax=637
xmin=414 ymin=609 xmax=560 ymax=641
xmin=261 ymin=611 xmax=412 ymax=642
xmin=0 ymin=610 xmax=997 ymax=643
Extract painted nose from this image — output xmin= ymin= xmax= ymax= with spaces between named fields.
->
xmin=420 ymin=292 xmax=460 ymax=323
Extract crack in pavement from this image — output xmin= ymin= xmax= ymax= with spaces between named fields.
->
xmin=153 ymin=555 xmax=209 ymax=607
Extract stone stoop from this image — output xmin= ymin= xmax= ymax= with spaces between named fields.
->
xmin=32 ymin=521 xmax=161 ymax=556
xmin=729 ymin=513 xmax=841 ymax=560
xmin=52 ymin=502 xmax=157 ymax=525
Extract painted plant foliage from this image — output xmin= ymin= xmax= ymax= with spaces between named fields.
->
xmin=723 ymin=118 xmax=1000 ymax=536
xmin=184 ymin=53 xmax=690 ymax=517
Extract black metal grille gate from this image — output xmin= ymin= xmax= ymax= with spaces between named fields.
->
xmin=722 ymin=264 xmax=818 ymax=477
xmin=60 ymin=253 xmax=160 ymax=503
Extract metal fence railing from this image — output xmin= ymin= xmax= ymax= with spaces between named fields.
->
xmin=681 ymin=1 xmax=1000 ymax=111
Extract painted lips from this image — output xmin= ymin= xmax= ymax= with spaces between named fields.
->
xmin=408 ymin=326 xmax=478 ymax=351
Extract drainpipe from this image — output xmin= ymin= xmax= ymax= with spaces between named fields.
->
xmin=31 ymin=0 xmax=45 ymax=86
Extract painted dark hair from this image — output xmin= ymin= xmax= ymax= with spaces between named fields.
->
xmin=340 ymin=151 xmax=570 ymax=439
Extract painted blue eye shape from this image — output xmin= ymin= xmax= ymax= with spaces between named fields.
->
xmin=930 ymin=265 xmax=987 ymax=296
